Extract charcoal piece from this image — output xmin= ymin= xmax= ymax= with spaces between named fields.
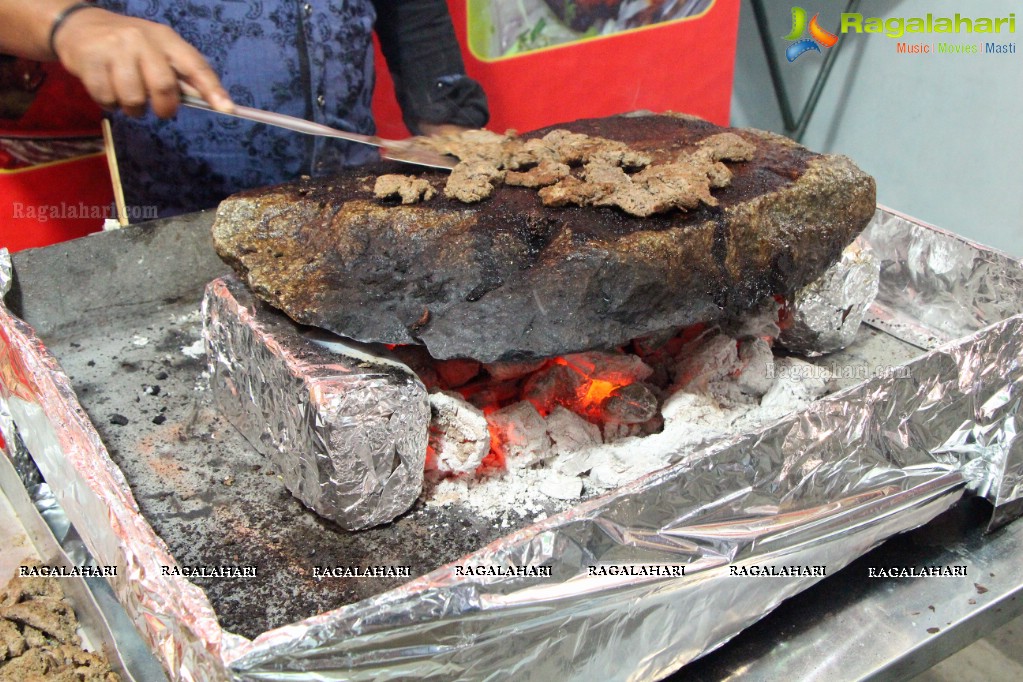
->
xmin=203 ymin=276 xmax=429 ymax=530
xmin=602 ymin=383 xmax=658 ymax=424
xmin=485 ymin=359 xmax=548 ymax=381
xmin=463 ymin=378 xmax=522 ymax=410
xmin=522 ymin=364 xmax=586 ymax=413
xmin=546 ymin=405 xmax=602 ymax=457
xmin=560 ymin=350 xmax=653 ymax=383
xmin=735 ymin=337 xmax=775 ymax=398
xmin=672 ymin=334 xmax=741 ymax=392
xmin=486 ymin=401 xmax=552 ymax=468
xmin=427 ymin=391 xmax=490 ymax=475
xmin=212 ymin=113 xmax=876 ymax=363
xmin=434 ymin=359 xmax=481 ymax=389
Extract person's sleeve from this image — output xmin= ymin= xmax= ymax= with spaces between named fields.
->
xmin=371 ymin=0 xmax=489 ymax=134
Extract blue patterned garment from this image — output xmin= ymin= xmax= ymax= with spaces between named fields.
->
xmin=96 ymin=0 xmax=485 ymax=217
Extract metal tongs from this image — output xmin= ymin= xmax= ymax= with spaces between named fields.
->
xmin=180 ymin=94 xmax=458 ymax=170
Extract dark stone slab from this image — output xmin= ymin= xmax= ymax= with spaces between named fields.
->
xmin=212 ymin=114 xmax=876 ymax=362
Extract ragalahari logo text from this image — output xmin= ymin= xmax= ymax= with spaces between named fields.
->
xmin=784 ymin=7 xmax=839 ymax=61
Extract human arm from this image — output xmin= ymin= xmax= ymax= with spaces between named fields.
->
xmin=0 ymin=0 xmax=231 ymax=118
xmin=371 ymin=0 xmax=488 ymax=135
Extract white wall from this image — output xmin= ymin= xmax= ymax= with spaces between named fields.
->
xmin=730 ymin=0 xmax=1023 ymax=256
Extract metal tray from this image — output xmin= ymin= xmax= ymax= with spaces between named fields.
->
xmin=1 ymin=206 xmax=1022 ymax=680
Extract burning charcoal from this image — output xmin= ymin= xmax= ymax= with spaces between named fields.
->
xmin=522 ymin=364 xmax=585 ymax=413
xmin=601 ymin=383 xmax=658 ymax=424
xmin=427 ymin=391 xmax=490 ymax=475
xmin=203 ymin=277 xmax=429 ymax=531
xmin=779 ymin=243 xmax=880 ymax=356
xmin=560 ymin=351 xmax=653 ymax=384
xmin=545 ymin=405 xmax=602 ymax=456
xmin=671 ymin=334 xmax=741 ymax=392
xmin=735 ymin=338 xmax=775 ymax=398
xmin=435 ymin=359 xmax=481 ymax=389
xmin=486 ymin=401 xmax=552 ymax=469
xmin=462 ymin=378 xmax=522 ymax=411
xmin=632 ymin=327 xmax=684 ymax=358
xmin=537 ymin=472 xmax=584 ymax=501
xmin=485 ymin=358 xmax=548 ymax=381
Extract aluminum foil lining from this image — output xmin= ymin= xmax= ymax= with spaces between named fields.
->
xmin=861 ymin=206 xmax=1023 ymax=529
xmin=202 ymin=277 xmax=429 ymax=530
xmin=0 ymin=206 xmax=1022 ymax=681
xmin=864 ymin=205 xmax=1023 ymax=350
xmin=0 ymin=248 xmax=11 ymax=296
xmin=0 ymin=292 xmax=231 ymax=679
xmin=780 ymin=242 xmax=880 ymax=355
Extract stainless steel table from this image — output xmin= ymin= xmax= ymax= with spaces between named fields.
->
xmin=669 ymin=499 xmax=1023 ymax=680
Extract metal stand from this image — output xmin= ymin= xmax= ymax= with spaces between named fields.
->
xmin=749 ymin=0 xmax=860 ymax=142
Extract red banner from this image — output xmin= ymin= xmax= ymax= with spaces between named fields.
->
xmin=374 ymin=0 xmax=740 ymax=138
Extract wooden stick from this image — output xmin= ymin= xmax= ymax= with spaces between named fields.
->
xmin=101 ymin=118 xmax=129 ymax=227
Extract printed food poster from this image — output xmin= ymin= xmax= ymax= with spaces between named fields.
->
xmin=373 ymin=0 xmax=741 ymax=137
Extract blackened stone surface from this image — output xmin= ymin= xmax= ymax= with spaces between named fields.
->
xmin=212 ymin=113 xmax=876 ymax=362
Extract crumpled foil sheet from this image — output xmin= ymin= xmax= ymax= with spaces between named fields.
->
xmin=864 ymin=205 xmax=1023 ymax=350
xmin=862 ymin=206 xmax=1023 ymax=530
xmin=0 ymin=248 xmax=11 ymax=297
xmin=1 ymin=207 xmax=1022 ymax=681
xmin=780 ymin=242 xmax=880 ymax=355
xmin=0 ymin=251 xmax=231 ymax=680
xmin=203 ymin=277 xmax=429 ymax=530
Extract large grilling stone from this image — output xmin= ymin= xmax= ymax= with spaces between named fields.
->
xmin=212 ymin=113 xmax=876 ymax=362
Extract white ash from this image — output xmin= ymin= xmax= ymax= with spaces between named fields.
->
xmin=538 ymin=472 xmax=584 ymax=501
xmin=425 ymin=468 xmax=557 ymax=522
xmin=181 ymin=339 xmax=205 ymax=359
xmin=563 ymin=356 xmax=831 ymax=492
xmin=193 ymin=369 xmax=211 ymax=393
xmin=671 ymin=333 xmax=741 ymax=392
xmin=724 ymin=297 xmax=783 ymax=340
xmin=427 ymin=391 xmax=490 ymax=475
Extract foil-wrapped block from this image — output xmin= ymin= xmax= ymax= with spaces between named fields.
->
xmin=202 ymin=276 xmax=429 ymax=530
xmin=780 ymin=242 xmax=881 ymax=356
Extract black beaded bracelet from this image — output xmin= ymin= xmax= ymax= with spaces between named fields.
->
xmin=48 ymin=2 xmax=95 ymax=57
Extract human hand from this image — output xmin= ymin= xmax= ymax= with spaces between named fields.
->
xmin=51 ymin=7 xmax=232 ymax=118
